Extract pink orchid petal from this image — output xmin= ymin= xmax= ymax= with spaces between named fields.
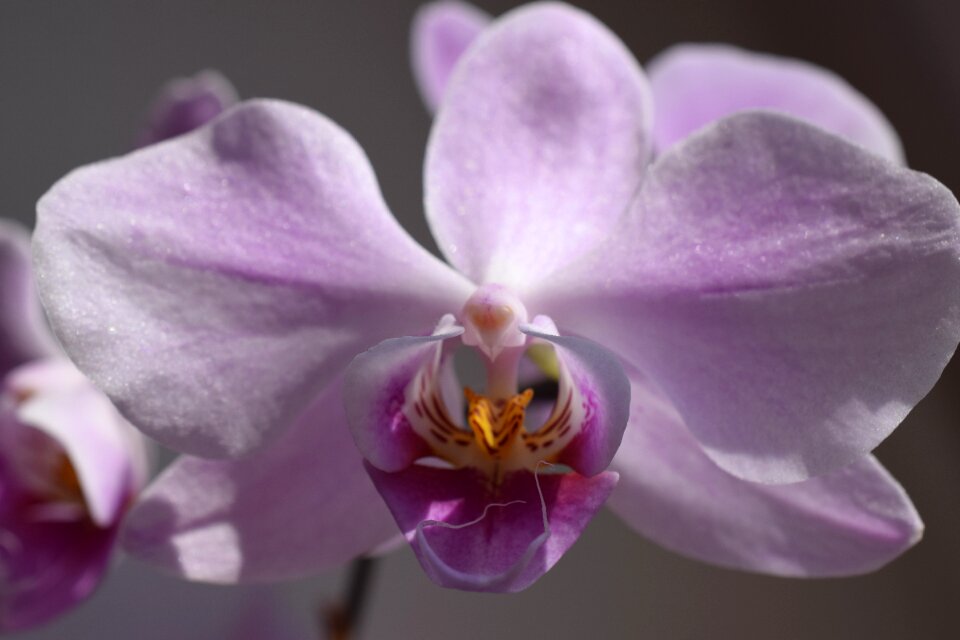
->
xmin=366 ymin=463 xmax=617 ymax=592
xmin=521 ymin=323 xmax=630 ymax=477
xmin=11 ymin=359 xmax=145 ymax=527
xmin=35 ymin=99 xmax=473 ymax=458
xmin=121 ymin=376 xmax=397 ymax=583
xmin=649 ymin=44 xmax=903 ymax=161
xmin=609 ymin=373 xmax=922 ymax=576
xmin=534 ymin=111 xmax=960 ymax=483
xmin=411 ymin=1 xmax=490 ymax=111
xmin=136 ymin=70 xmax=239 ymax=147
xmin=424 ymin=3 xmax=652 ymax=290
xmin=0 ymin=221 xmax=57 ymax=378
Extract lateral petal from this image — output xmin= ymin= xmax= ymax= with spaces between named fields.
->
xmin=534 ymin=112 xmax=960 ymax=483
xmin=35 ymin=99 xmax=472 ymax=457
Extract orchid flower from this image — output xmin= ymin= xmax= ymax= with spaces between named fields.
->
xmin=33 ymin=3 xmax=960 ymax=593
xmin=0 ymin=70 xmax=234 ymax=631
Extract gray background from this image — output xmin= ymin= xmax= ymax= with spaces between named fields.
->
xmin=3 ymin=1 xmax=960 ymax=638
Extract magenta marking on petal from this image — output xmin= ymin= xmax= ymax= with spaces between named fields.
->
xmin=345 ymin=322 xmax=463 ymax=472
xmin=520 ymin=325 xmax=631 ymax=477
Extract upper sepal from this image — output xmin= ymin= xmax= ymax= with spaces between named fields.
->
xmin=424 ymin=2 xmax=653 ymax=290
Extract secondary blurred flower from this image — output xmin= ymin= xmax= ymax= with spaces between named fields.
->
xmin=34 ymin=3 xmax=960 ymax=592
xmin=0 ymin=70 xmax=232 ymax=631
xmin=136 ymin=70 xmax=238 ymax=148
xmin=412 ymin=1 xmax=903 ymax=161
xmin=0 ymin=223 xmax=148 ymax=631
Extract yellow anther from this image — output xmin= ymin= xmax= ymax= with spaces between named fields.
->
xmin=464 ymin=387 xmax=534 ymax=457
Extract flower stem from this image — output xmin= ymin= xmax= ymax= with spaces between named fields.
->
xmin=321 ymin=556 xmax=378 ymax=640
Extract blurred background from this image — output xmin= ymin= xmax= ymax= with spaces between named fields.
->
xmin=2 ymin=0 xmax=959 ymax=637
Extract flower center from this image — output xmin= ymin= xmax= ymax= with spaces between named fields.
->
xmin=464 ymin=387 xmax=533 ymax=457
xmin=403 ymin=285 xmax=584 ymax=483
xmin=1 ymin=389 xmax=86 ymax=510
